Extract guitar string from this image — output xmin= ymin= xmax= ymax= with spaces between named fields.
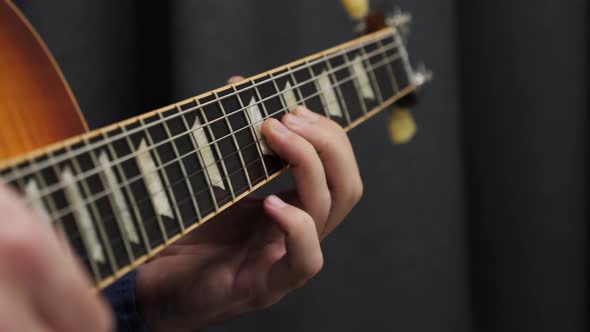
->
xmin=9 ymin=38 xmax=400 ymax=196
xmin=47 ymin=52 xmax=402 ymax=224
xmin=21 ymin=41 xmax=402 ymax=203
xmin=85 ymin=144 xmax=276 ymax=257
xmin=0 ymin=30 xmax=397 ymax=183
xmin=80 ymin=157 xmax=273 ymax=271
xmin=67 ymin=81 xmax=379 ymax=265
xmin=55 ymin=55 xmax=404 ymax=253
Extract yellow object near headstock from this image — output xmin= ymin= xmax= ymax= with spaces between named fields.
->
xmin=341 ymin=0 xmax=370 ymax=20
xmin=340 ymin=0 xmax=427 ymax=145
xmin=389 ymin=108 xmax=417 ymax=144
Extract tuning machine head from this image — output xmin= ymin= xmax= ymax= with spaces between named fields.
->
xmin=341 ymin=0 xmax=412 ymax=36
xmin=341 ymin=1 xmax=431 ymax=145
xmin=341 ymin=0 xmax=370 ymax=20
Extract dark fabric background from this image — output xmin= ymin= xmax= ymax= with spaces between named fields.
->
xmin=13 ymin=1 xmax=587 ymax=331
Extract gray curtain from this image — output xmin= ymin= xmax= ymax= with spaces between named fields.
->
xmin=13 ymin=0 xmax=587 ymax=331
xmin=459 ymin=1 xmax=588 ymax=331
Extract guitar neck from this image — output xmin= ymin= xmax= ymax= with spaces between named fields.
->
xmin=0 ymin=27 xmax=418 ymax=289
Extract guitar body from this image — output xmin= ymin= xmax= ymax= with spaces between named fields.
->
xmin=0 ymin=1 xmax=87 ymax=161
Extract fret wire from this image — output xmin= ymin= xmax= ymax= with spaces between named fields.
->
xmin=268 ymin=72 xmax=292 ymax=169
xmin=12 ymin=164 xmax=59 ymax=248
xmin=198 ymin=106 xmax=236 ymax=201
xmin=178 ymin=104 xmax=219 ymax=213
xmin=66 ymin=55 xmax=401 ymax=251
xmin=377 ymin=39 xmax=399 ymax=94
xmin=93 ymin=154 xmax=275 ymax=285
xmin=269 ymin=71 xmax=291 ymax=117
xmin=304 ymin=60 xmax=332 ymax=119
xmin=286 ymin=66 xmax=307 ymax=109
xmin=48 ymin=152 xmax=101 ymax=283
xmin=66 ymin=146 xmax=118 ymax=273
xmin=10 ymin=43 xmax=400 ymax=204
xmin=140 ymin=118 xmax=185 ymax=233
xmin=60 ymin=62 xmax=382 ymax=247
xmin=42 ymin=53 xmax=402 ymax=222
xmin=323 ymin=54 xmax=352 ymax=125
xmin=235 ymin=84 xmax=270 ymax=180
xmin=85 ymin=139 xmax=135 ymax=262
xmin=28 ymin=165 xmax=62 ymax=229
xmin=136 ymin=119 xmax=174 ymax=242
xmin=2 ymin=30 xmax=398 ymax=184
xmin=215 ymin=92 xmax=253 ymax=190
xmin=64 ymin=138 xmax=279 ymax=246
xmin=9 ymin=168 xmax=24 ymax=191
xmin=159 ymin=111 xmax=195 ymax=231
xmin=359 ymin=45 xmax=384 ymax=104
xmin=393 ymin=33 xmax=415 ymax=86
xmin=11 ymin=166 xmax=36 ymax=214
xmin=343 ymin=52 xmax=369 ymax=115
xmin=117 ymin=129 xmax=154 ymax=252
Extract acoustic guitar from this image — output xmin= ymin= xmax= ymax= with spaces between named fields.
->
xmin=0 ymin=0 xmax=430 ymax=290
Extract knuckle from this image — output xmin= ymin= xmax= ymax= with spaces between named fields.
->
xmin=294 ymin=251 xmax=324 ymax=288
xmin=350 ymin=175 xmax=364 ymax=205
xmin=315 ymin=131 xmax=333 ymax=150
xmin=327 ymin=117 xmax=345 ymax=130
xmin=306 ymin=250 xmax=324 ymax=277
xmin=296 ymin=210 xmax=316 ymax=232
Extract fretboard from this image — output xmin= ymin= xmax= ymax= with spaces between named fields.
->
xmin=0 ymin=27 xmax=417 ymax=289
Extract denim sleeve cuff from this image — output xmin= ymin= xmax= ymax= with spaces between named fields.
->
xmin=103 ymin=271 xmax=146 ymax=332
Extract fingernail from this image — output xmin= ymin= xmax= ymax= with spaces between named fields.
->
xmin=269 ymin=119 xmax=292 ymax=136
xmin=284 ymin=113 xmax=306 ymax=127
xmin=293 ymin=106 xmax=320 ymax=121
xmin=266 ymin=195 xmax=287 ymax=209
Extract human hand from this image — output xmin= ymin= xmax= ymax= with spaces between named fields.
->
xmin=136 ymin=76 xmax=363 ymax=332
xmin=0 ymin=185 xmax=112 ymax=332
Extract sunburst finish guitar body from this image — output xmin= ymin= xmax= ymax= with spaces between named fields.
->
xmin=0 ymin=0 xmax=429 ymax=290
xmin=0 ymin=1 xmax=87 ymax=161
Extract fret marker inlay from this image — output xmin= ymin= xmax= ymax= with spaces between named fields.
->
xmin=24 ymin=179 xmax=50 ymax=222
xmin=351 ymin=55 xmax=375 ymax=100
xmin=135 ymin=140 xmax=174 ymax=219
xmin=318 ymin=70 xmax=343 ymax=117
xmin=246 ymin=97 xmax=272 ymax=155
xmin=61 ymin=167 xmax=106 ymax=263
xmin=191 ymin=118 xmax=226 ymax=190
xmin=98 ymin=152 xmax=140 ymax=244
xmin=281 ymin=82 xmax=298 ymax=111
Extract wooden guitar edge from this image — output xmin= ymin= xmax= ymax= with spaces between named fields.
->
xmin=6 ymin=1 xmax=88 ymax=130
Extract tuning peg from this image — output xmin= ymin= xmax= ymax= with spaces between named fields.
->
xmin=389 ymin=107 xmax=417 ymax=144
xmin=385 ymin=7 xmax=412 ymax=33
xmin=411 ymin=63 xmax=433 ymax=88
xmin=341 ymin=0 xmax=369 ymax=20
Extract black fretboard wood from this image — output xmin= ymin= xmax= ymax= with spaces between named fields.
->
xmin=0 ymin=28 xmax=415 ymax=287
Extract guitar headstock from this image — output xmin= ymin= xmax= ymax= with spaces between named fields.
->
xmin=341 ymin=0 xmax=432 ymax=144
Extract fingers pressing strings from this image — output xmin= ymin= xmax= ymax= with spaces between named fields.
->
xmin=282 ymin=106 xmax=363 ymax=238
